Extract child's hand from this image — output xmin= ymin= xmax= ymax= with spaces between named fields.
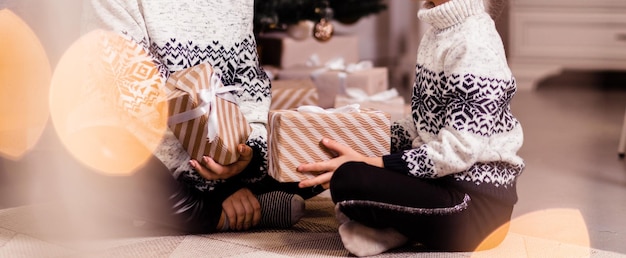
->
xmin=190 ymin=144 xmax=253 ymax=180
xmin=297 ymin=138 xmax=376 ymax=189
xmin=221 ymin=188 xmax=261 ymax=231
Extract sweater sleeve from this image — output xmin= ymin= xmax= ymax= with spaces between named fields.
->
xmin=389 ymin=115 xmax=420 ymax=153
xmin=384 ymin=41 xmax=517 ymax=178
xmin=81 ymin=0 xmax=147 ymax=44
xmin=233 ymin=26 xmax=272 ymax=181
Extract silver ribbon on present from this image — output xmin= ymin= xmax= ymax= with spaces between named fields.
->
xmin=306 ymin=55 xmax=374 ymax=94
xmin=168 ymin=69 xmax=241 ymax=141
xmin=344 ymin=88 xmax=399 ymax=102
xmin=297 ymin=103 xmax=361 ymax=114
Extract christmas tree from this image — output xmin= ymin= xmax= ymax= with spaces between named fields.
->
xmin=254 ymin=0 xmax=387 ymax=34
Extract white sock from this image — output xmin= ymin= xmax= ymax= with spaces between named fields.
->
xmin=338 ymin=221 xmax=408 ymax=257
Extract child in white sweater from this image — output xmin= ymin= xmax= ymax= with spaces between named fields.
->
xmin=80 ymin=0 xmax=322 ymax=233
xmin=298 ymin=0 xmax=524 ymax=255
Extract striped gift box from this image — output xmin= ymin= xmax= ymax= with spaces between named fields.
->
xmin=270 ymin=79 xmax=318 ymax=110
xmin=166 ymin=63 xmax=251 ymax=165
xmin=268 ymin=107 xmax=390 ymax=182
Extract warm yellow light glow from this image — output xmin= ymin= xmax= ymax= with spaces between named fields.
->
xmin=0 ymin=9 xmax=51 ymax=160
xmin=474 ymin=208 xmax=591 ymax=257
xmin=49 ymin=30 xmax=168 ymax=176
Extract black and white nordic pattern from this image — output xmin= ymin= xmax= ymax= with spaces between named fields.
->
xmin=396 ymin=64 xmax=521 ymax=182
xmin=149 ymin=34 xmax=270 ymax=101
xmin=390 ymin=123 xmax=413 ymax=154
xmin=412 ymin=64 xmax=518 ymax=137
xmin=454 ymin=161 xmax=525 ymax=188
xmin=240 ymin=136 xmax=269 ymax=185
xmin=402 ymin=146 xmax=436 ymax=178
xmin=140 ymin=34 xmax=271 ymax=192
xmin=178 ymin=169 xmax=225 ymax=192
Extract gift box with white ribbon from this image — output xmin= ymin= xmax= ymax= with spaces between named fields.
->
xmin=166 ymin=63 xmax=251 ymax=165
xmin=257 ymin=32 xmax=359 ymax=69
xmin=278 ymin=58 xmax=389 ymax=108
xmin=268 ymin=105 xmax=390 ymax=182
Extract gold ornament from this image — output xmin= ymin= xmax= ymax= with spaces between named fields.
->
xmin=313 ymin=18 xmax=334 ymax=42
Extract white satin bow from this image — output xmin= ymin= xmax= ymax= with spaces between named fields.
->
xmin=168 ymin=70 xmax=241 ymax=141
xmin=297 ymin=103 xmax=361 ymax=114
xmin=344 ymin=88 xmax=399 ymax=102
xmin=306 ymin=55 xmax=374 ymax=93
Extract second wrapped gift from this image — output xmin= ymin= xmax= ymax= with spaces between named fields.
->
xmin=268 ymin=105 xmax=390 ymax=182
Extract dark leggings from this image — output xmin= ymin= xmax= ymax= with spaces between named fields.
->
xmin=62 ymin=151 xmax=322 ymax=235
xmin=65 ymin=154 xmax=234 ymax=234
xmin=330 ymin=162 xmax=514 ymax=252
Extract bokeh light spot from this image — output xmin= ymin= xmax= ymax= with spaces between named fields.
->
xmin=473 ymin=208 xmax=590 ymax=257
xmin=0 ymin=9 xmax=51 ymax=160
xmin=49 ymin=29 xmax=168 ymax=176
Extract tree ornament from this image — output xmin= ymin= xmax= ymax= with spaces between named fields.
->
xmin=313 ymin=1 xmax=334 ymax=42
xmin=313 ymin=18 xmax=333 ymax=42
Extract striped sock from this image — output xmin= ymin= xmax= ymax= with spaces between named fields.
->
xmin=257 ymin=191 xmax=305 ymax=229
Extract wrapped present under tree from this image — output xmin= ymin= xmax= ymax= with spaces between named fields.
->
xmin=257 ymin=32 xmax=359 ymax=69
xmin=278 ymin=59 xmax=389 ymax=108
xmin=335 ymin=88 xmax=406 ymax=122
xmin=270 ymin=79 xmax=319 ymax=110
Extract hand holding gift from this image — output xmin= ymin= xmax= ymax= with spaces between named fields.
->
xmin=190 ymin=143 xmax=253 ymax=180
xmin=267 ymin=104 xmax=390 ymax=182
xmin=165 ymin=63 xmax=252 ymax=167
xmin=296 ymin=138 xmax=384 ymax=189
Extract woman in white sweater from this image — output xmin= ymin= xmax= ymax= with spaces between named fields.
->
xmin=80 ymin=0 xmax=322 ymax=233
xmin=298 ymin=0 xmax=524 ymax=255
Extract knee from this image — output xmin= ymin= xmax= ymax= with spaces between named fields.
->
xmin=329 ymin=161 xmax=368 ymax=200
xmin=330 ymin=162 xmax=363 ymax=186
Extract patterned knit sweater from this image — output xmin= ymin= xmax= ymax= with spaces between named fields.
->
xmin=81 ymin=0 xmax=271 ymax=191
xmin=383 ymin=0 xmax=525 ymax=205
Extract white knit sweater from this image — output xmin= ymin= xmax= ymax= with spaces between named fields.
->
xmin=81 ymin=0 xmax=271 ymax=191
xmin=385 ymin=0 xmax=524 ymax=204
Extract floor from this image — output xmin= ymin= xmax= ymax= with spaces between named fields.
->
xmin=1 ymin=70 xmax=626 ymax=257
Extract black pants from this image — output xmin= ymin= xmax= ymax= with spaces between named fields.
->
xmin=330 ymin=162 xmax=514 ymax=252
xmin=61 ymin=151 xmax=322 ymax=235
xmin=63 ymin=153 xmax=229 ymax=234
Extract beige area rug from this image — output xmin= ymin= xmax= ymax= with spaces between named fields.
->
xmin=0 ymin=197 xmax=622 ymax=258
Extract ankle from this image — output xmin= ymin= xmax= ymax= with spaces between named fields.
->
xmin=257 ymin=191 xmax=305 ymax=229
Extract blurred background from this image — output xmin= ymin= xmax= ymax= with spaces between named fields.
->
xmin=1 ymin=0 xmax=625 ymax=255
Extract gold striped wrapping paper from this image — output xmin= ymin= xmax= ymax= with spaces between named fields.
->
xmin=166 ymin=64 xmax=251 ymax=165
xmin=268 ymin=108 xmax=391 ymax=182
xmin=278 ymin=66 xmax=389 ymax=108
xmin=270 ymin=79 xmax=319 ymax=110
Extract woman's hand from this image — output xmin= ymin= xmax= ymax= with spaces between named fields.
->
xmin=221 ymin=188 xmax=261 ymax=231
xmin=297 ymin=138 xmax=383 ymax=189
xmin=189 ymin=144 xmax=253 ymax=180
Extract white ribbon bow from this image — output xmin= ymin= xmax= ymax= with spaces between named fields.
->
xmin=297 ymin=103 xmax=361 ymax=114
xmin=168 ymin=70 xmax=241 ymax=141
xmin=306 ymin=55 xmax=374 ymax=94
xmin=344 ymin=88 xmax=399 ymax=102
